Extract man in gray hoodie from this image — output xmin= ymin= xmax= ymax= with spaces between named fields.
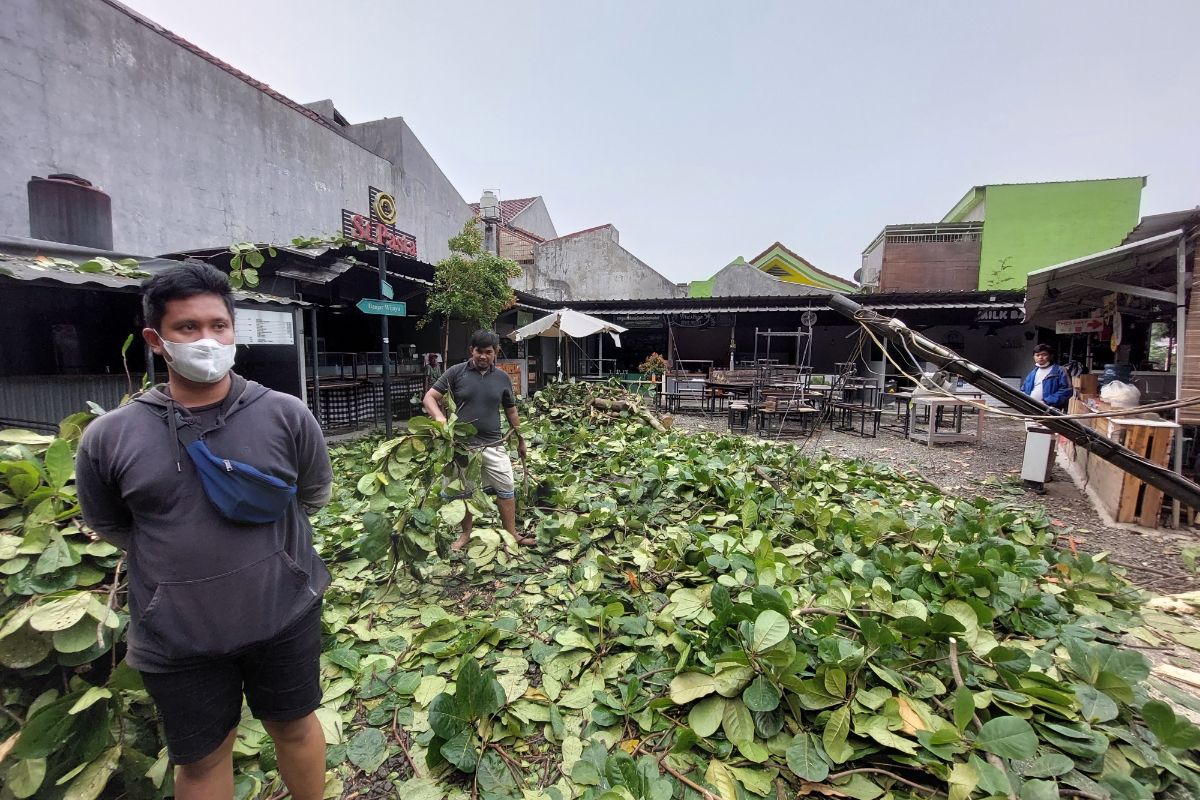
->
xmin=76 ymin=262 xmax=332 ymax=800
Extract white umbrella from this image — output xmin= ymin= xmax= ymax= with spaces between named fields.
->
xmin=510 ymin=308 xmax=627 ymax=380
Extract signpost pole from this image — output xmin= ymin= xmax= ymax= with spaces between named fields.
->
xmin=378 ymin=247 xmax=392 ymax=438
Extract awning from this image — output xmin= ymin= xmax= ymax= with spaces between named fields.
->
xmin=510 ymin=308 xmax=628 ymax=346
xmin=566 ymin=301 xmax=1022 ymax=316
xmin=0 ymin=253 xmax=308 ymax=307
xmin=1024 ymin=229 xmax=1184 ymax=324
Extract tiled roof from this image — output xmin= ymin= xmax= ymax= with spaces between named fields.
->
xmin=100 ymin=0 xmax=339 ymax=134
xmin=467 ymin=197 xmax=538 ymax=223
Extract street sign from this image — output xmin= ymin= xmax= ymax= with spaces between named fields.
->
xmin=381 ymin=280 xmax=394 ymax=300
xmin=356 ymin=299 xmax=407 ymax=317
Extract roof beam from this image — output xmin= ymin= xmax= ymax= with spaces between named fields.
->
xmin=1070 ymin=277 xmax=1175 ymax=304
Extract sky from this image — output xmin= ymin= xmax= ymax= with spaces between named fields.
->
xmin=122 ymin=0 xmax=1200 ymax=284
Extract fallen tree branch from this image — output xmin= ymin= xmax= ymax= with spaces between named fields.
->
xmin=588 ymin=398 xmax=667 ymax=432
xmin=948 ymin=637 xmax=1015 ymax=800
xmin=659 ymin=758 xmax=717 ymax=800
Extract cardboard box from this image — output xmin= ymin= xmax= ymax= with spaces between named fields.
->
xmin=1073 ymin=374 xmax=1099 ymax=396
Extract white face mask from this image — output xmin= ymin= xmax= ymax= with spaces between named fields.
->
xmin=159 ymin=337 xmax=237 ymax=383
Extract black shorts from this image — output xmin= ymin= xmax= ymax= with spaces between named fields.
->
xmin=141 ymin=602 xmax=322 ymax=765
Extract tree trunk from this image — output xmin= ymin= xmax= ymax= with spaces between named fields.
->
xmin=442 ymin=318 xmax=450 ymax=364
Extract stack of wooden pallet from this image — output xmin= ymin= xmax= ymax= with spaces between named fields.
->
xmin=1063 ymin=397 xmax=1178 ymax=526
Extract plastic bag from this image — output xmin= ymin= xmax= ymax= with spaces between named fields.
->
xmin=1100 ymin=380 xmax=1140 ymax=408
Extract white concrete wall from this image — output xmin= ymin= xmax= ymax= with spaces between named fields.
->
xmin=711 ymin=263 xmax=827 ymax=297
xmin=519 ymin=225 xmax=684 ymax=301
xmin=0 ymin=0 xmax=472 ymax=262
xmin=509 ymin=197 xmax=557 ymax=239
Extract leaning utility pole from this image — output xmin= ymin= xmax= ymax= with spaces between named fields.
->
xmin=824 ymin=293 xmax=1200 ymax=511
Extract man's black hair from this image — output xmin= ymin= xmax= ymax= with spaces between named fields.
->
xmin=469 ymin=329 xmax=501 ymax=351
xmin=1033 ymin=343 xmax=1056 ymax=357
xmin=141 ymin=261 xmax=235 ymax=331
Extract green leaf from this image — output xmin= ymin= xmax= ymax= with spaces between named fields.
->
xmin=0 ymin=626 xmax=51 ymax=669
xmin=356 ymin=473 xmax=380 ymax=495
xmin=742 ymin=676 xmax=781 ymax=713
xmin=714 ymin=663 xmax=755 ymax=697
xmin=439 ymin=500 xmax=468 ymax=527
xmin=953 ymin=686 xmax=975 ymax=732
xmin=476 ymin=750 xmax=517 ymax=795
xmin=1018 ymin=779 xmax=1059 ymax=800
xmin=68 ymin=686 xmax=112 ymax=714
xmin=670 ymin=671 xmax=717 ymax=705
xmin=975 ymin=716 xmax=1038 ymax=760
xmin=786 ymin=733 xmax=829 ymax=782
xmin=439 ymin=729 xmax=479 ymax=773
xmin=1074 ymin=684 xmax=1118 ymax=724
xmin=688 ymin=695 xmax=725 ymax=737
xmin=394 ymin=778 xmax=445 ymax=800
xmin=7 ymin=757 xmax=46 ymax=799
xmin=823 ymin=705 xmax=852 ymax=764
xmin=729 ymin=765 xmax=775 ymax=797
xmin=1141 ymin=700 xmax=1200 ymax=749
xmin=705 ymin=759 xmax=739 ymax=800
xmin=12 ymin=693 xmax=81 ymax=758
xmin=722 ymin=699 xmax=755 ymax=749
xmin=947 ymin=761 xmax=978 ymax=800
xmin=750 ymin=609 xmax=790 ymax=652
xmin=458 ymin=658 xmax=504 ymax=716
xmin=43 ymin=439 xmax=73 ymax=489
xmin=1016 ymin=752 xmax=1074 ymax=778
xmin=428 ymin=692 xmax=469 ymax=740
xmin=62 ymin=746 xmax=121 ymax=800
xmin=348 ymin=728 xmax=389 ymax=774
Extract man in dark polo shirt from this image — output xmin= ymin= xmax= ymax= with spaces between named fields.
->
xmin=423 ymin=330 xmax=531 ymax=549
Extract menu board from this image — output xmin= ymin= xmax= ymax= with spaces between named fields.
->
xmin=235 ymin=309 xmax=295 ymax=345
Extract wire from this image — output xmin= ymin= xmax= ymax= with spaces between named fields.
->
xmin=853 ymin=315 xmax=1200 ymax=423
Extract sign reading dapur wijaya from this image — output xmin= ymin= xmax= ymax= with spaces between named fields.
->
xmin=342 ymin=186 xmax=418 ymax=258
xmin=356 ymin=299 xmax=407 ymax=317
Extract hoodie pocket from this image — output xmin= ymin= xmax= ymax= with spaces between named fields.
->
xmin=138 ymin=549 xmax=319 ymax=660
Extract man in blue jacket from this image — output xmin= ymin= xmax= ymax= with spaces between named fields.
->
xmin=1020 ymin=344 xmax=1072 ymax=495
xmin=1021 ymin=344 xmax=1072 ymax=410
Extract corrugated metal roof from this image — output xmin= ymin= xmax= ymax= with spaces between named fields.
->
xmin=1123 ymin=209 xmax=1200 ymax=245
xmin=566 ymin=290 xmax=1024 ymax=316
xmin=1024 ymin=229 xmax=1184 ymax=323
xmin=0 ymin=252 xmax=308 ymax=307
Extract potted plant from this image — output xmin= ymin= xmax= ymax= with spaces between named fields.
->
xmin=639 ymin=352 xmax=668 ymax=384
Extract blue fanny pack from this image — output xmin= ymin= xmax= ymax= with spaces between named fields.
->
xmin=162 ymin=407 xmax=297 ymax=524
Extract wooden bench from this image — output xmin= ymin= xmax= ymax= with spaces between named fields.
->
xmin=757 ymin=400 xmax=819 ymax=438
xmin=830 ymin=401 xmax=883 ymax=438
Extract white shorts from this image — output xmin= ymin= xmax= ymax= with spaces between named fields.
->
xmin=477 ymin=445 xmax=515 ymax=499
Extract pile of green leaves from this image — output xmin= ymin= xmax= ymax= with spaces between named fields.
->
xmin=0 ymin=417 xmax=169 ymax=800
xmin=308 ymin=381 xmax=1200 ymax=800
xmin=347 ymin=413 xmax=490 ymax=574
xmin=5 ymin=380 xmax=1200 ymax=800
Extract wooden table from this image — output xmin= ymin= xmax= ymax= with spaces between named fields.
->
xmin=906 ymin=394 xmax=985 ymax=445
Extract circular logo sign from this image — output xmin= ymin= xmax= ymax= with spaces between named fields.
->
xmin=373 ymin=192 xmax=398 ymax=225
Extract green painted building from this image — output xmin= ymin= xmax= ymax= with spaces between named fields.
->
xmin=942 ymin=178 xmax=1145 ymax=290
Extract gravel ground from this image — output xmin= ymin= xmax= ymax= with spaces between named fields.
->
xmin=671 ymin=407 xmax=1200 ymax=594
